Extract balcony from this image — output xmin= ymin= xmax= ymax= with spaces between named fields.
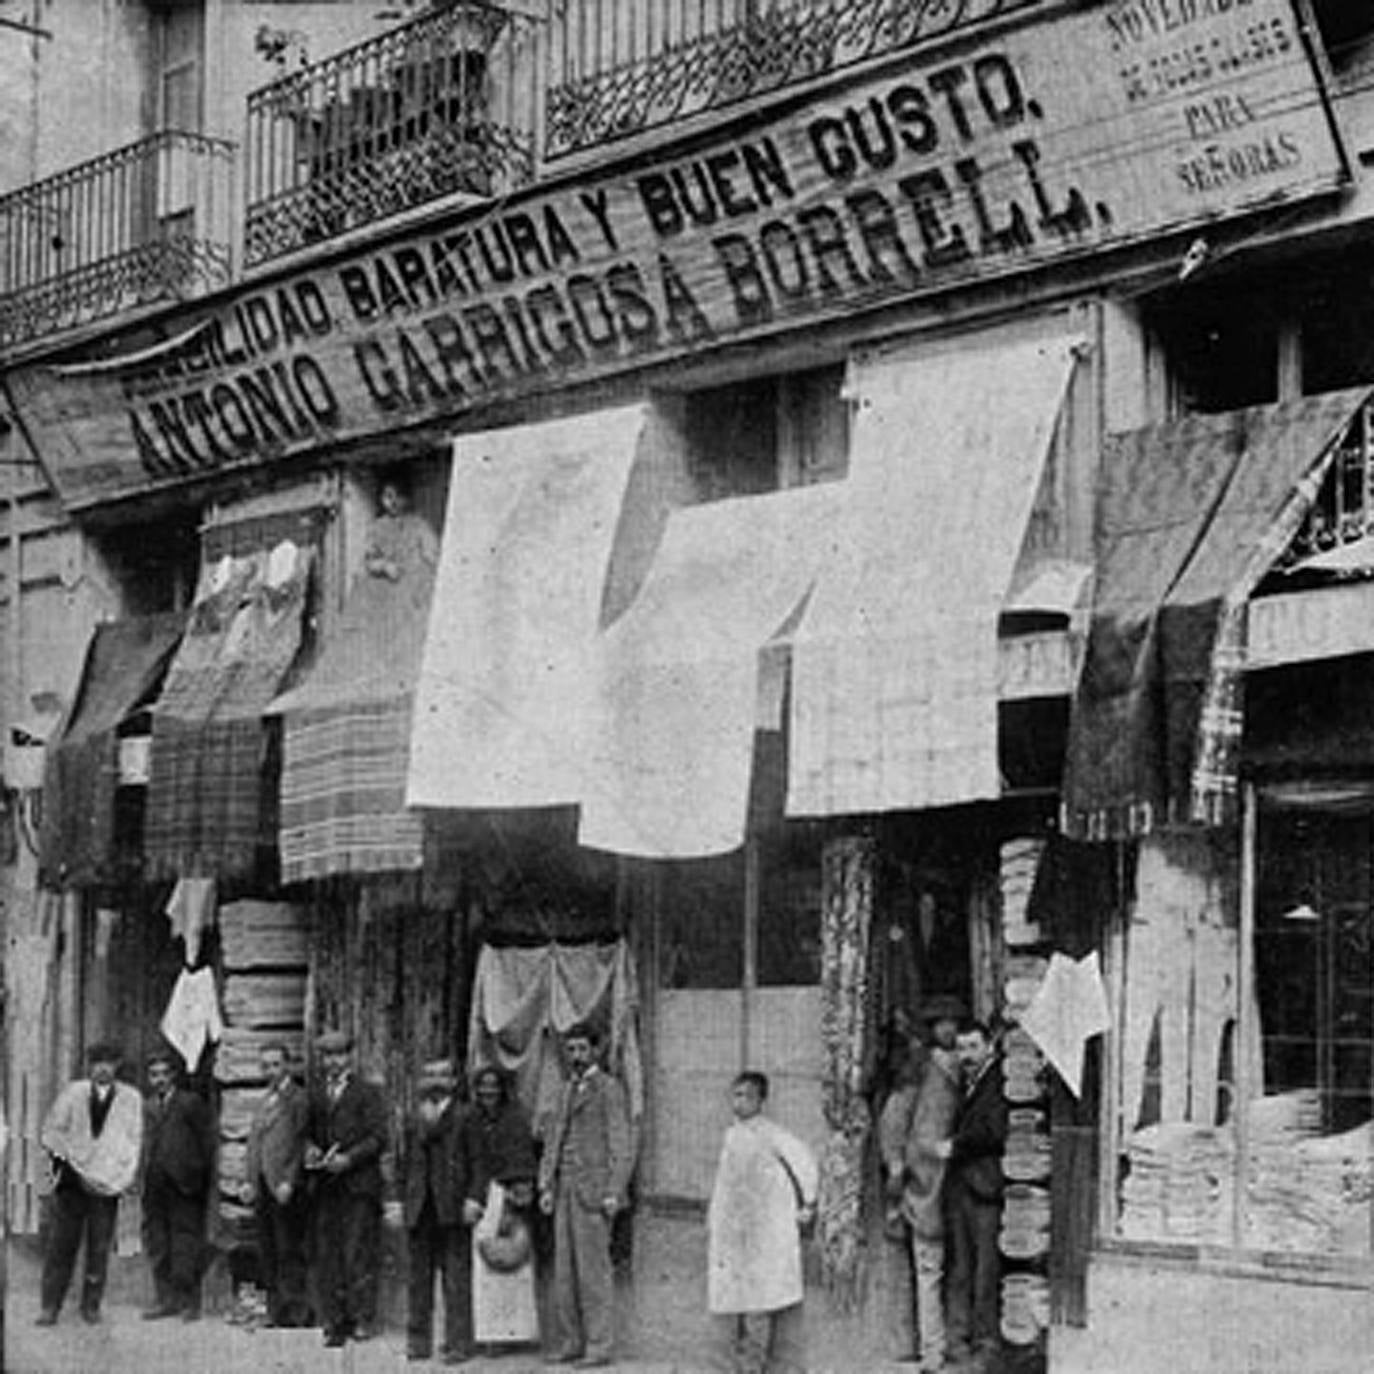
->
xmin=244 ymin=1 xmax=538 ymax=267
xmin=544 ymin=0 xmax=1047 ymax=160
xmin=0 ymin=132 xmax=236 ymax=353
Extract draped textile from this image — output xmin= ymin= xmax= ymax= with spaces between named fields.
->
xmin=1063 ymin=388 xmax=1370 ymax=839
xmin=580 ymin=483 xmax=841 ymax=858
xmin=816 ymin=833 xmax=876 ymax=1309
xmin=272 ymin=508 xmax=436 ymax=882
xmin=409 ymin=405 xmax=674 ymax=811
xmin=39 ymin=612 xmax=184 ymax=887
xmin=145 ymin=532 xmax=314 ymax=881
xmin=788 ymin=334 xmax=1080 ymax=818
xmin=466 ymin=942 xmax=643 ymax=1146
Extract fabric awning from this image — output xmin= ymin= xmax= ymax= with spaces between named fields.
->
xmin=1062 ymin=387 xmax=1371 ymax=839
xmin=578 ymin=481 xmax=841 ymax=859
xmin=268 ymin=504 xmax=437 ymax=884
xmin=787 ymin=332 xmax=1082 ymax=818
xmin=39 ymin=612 xmax=185 ymax=887
xmin=145 ymin=501 xmax=320 ymax=881
xmin=407 ymin=403 xmax=682 ymax=810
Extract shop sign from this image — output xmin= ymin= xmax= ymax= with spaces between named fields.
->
xmin=5 ymin=0 xmax=1347 ymax=510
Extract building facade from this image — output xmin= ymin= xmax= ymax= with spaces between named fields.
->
xmin=4 ymin=1 xmax=1374 ymax=1369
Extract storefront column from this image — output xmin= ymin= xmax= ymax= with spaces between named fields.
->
xmin=816 ymin=828 xmax=877 ymax=1307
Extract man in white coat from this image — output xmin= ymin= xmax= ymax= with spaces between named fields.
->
xmin=36 ymin=1042 xmax=144 ymax=1325
xmin=707 ymin=1071 xmax=818 ymax=1374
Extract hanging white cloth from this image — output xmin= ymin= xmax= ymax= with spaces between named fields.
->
xmin=1019 ymin=952 xmax=1110 ymax=1097
xmin=159 ymin=966 xmax=225 ymax=1070
xmin=165 ymin=877 xmax=217 ymax=966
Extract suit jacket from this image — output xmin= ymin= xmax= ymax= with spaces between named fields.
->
xmin=245 ymin=1077 xmax=308 ymax=1200
xmin=402 ymin=1098 xmax=468 ymax=1229
xmin=878 ymin=1046 xmax=961 ymax=1238
xmin=307 ymin=1074 xmax=388 ymax=1199
xmin=948 ymin=1055 xmax=1009 ymax=1205
xmin=143 ymin=1087 xmax=214 ymax=1199
xmin=538 ymin=1067 xmax=633 ymax=1210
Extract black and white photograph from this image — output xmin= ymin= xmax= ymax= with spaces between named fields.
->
xmin=1 ymin=2 xmax=1372 ymax=1371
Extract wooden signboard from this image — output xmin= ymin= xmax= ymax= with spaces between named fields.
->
xmin=5 ymin=0 xmax=1348 ymax=510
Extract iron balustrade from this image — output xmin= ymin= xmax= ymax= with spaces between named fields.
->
xmin=0 ymin=131 xmax=236 ymax=353
xmin=1285 ymin=401 xmax=1374 ymax=567
xmin=544 ymin=0 xmax=1047 ymax=160
xmin=244 ymin=1 xmax=538 ymax=267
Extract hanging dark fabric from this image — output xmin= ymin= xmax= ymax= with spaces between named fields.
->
xmin=39 ymin=611 xmax=185 ymax=888
xmin=1062 ymin=388 xmax=1371 ymax=840
xmin=144 ymin=523 xmax=317 ymax=883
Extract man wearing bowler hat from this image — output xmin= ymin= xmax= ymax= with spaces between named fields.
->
xmin=305 ymin=1028 xmax=389 ymax=1347
xmin=878 ymin=995 xmax=965 ymax=1372
xmin=403 ymin=1057 xmax=473 ymax=1365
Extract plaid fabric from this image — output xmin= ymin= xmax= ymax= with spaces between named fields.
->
xmin=278 ymin=697 xmax=423 ymax=883
xmin=145 ymin=541 xmax=313 ymax=882
xmin=39 ymin=612 xmax=184 ymax=887
xmin=1063 ymin=388 xmax=1370 ymax=840
xmin=1189 ymin=459 xmax=1332 ymax=824
xmin=272 ymin=510 xmax=435 ymax=882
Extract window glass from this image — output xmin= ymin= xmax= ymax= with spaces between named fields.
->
xmin=1251 ymin=808 xmax=1374 ymax=1256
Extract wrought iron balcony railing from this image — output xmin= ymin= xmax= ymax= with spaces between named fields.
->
xmin=544 ymin=0 xmax=1047 ymax=160
xmin=0 ymin=131 xmax=236 ymax=353
xmin=244 ymin=1 xmax=538 ymax=267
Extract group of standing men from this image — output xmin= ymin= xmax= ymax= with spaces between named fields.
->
xmin=879 ymin=1000 xmax=1009 ymax=1374
xmin=38 ymin=1040 xmax=216 ymax=1327
xmin=34 ymin=1021 xmax=636 ymax=1369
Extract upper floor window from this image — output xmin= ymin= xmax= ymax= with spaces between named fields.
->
xmin=679 ymin=363 xmax=848 ymax=500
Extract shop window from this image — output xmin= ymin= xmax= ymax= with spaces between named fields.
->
xmin=1149 ymin=286 xmax=1279 ymax=415
xmin=680 ymin=364 xmax=848 ymax=500
xmin=1112 ymin=820 xmax=1373 ymax=1260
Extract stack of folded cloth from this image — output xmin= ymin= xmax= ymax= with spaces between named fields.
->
xmin=1000 ymin=837 xmax=1045 ymax=948
xmin=1118 ymin=1122 xmax=1234 ymax=1243
xmin=1002 ymin=1023 xmax=1048 ymax=1104
xmin=1000 ymin=1181 xmax=1051 ymax=1260
xmin=1000 ymin=1271 xmax=1051 ymax=1346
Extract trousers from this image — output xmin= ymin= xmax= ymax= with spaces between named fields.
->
xmin=550 ymin=1192 xmax=614 ymax=1360
xmin=40 ymin=1182 xmax=118 ymax=1317
xmin=407 ymin=1200 xmax=473 ymax=1357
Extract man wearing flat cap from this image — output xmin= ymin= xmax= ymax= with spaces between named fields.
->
xmin=305 ymin=1028 xmax=389 ymax=1347
xmin=403 ymin=1057 xmax=473 ymax=1365
xmin=878 ymin=996 xmax=965 ymax=1372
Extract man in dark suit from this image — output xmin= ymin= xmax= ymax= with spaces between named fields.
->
xmin=141 ymin=1048 xmax=215 ymax=1321
xmin=942 ymin=1019 xmax=1008 ymax=1373
xmin=305 ymin=1028 xmax=389 ymax=1348
xmin=241 ymin=1041 xmax=311 ymax=1327
xmin=403 ymin=1057 xmax=473 ymax=1365
xmin=538 ymin=1022 xmax=633 ymax=1369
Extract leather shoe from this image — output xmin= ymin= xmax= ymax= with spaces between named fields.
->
xmin=142 ymin=1304 xmax=181 ymax=1320
xmin=544 ymin=1353 xmax=583 ymax=1366
xmin=35 ymin=1309 xmax=58 ymax=1327
xmin=80 ymin=1308 xmax=101 ymax=1325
